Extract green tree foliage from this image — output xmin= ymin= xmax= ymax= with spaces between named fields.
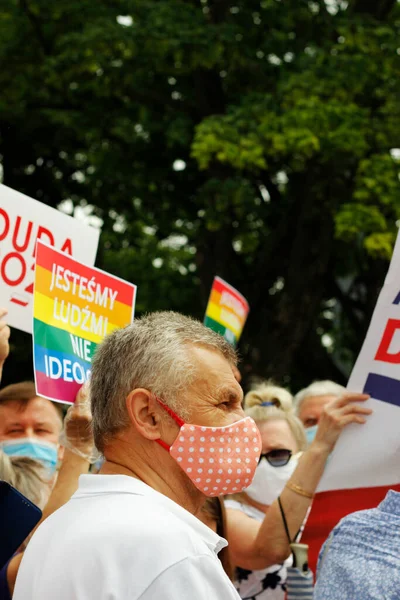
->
xmin=0 ymin=0 xmax=399 ymax=389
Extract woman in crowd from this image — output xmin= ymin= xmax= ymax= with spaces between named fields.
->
xmin=224 ymin=383 xmax=306 ymax=598
xmin=222 ymin=381 xmax=370 ymax=600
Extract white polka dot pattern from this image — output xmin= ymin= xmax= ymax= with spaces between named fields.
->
xmin=170 ymin=416 xmax=262 ymax=497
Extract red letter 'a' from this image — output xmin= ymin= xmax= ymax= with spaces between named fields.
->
xmin=60 ymin=238 xmax=72 ymax=254
xmin=375 ymin=319 xmax=400 ymax=364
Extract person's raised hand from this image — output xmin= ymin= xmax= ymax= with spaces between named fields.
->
xmin=312 ymin=392 xmax=372 ymax=454
xmin=0 ymin=308 xmax=10 ymax=367
xmin=60 ymin=382 xmax=100 ymax=463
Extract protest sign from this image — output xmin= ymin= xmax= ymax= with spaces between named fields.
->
xmin=33 ymin=241 xmax=136 ymax=404
xmin=0 ymin=183 xmax=100 ymax=333
xmin=204 ymin=276 xmax=249 ymax=346
xmin=302 ymin=228 xmax=400 ymax=572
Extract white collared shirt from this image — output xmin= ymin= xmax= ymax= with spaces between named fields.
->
xmin=14 ymin=474 xmax=240 ymax=600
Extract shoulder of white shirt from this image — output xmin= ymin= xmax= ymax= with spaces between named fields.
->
xmin=73 ymin=474 xmax=227 ymax=555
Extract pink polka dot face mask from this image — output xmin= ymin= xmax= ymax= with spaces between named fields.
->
xmin=155 ymin=398 xmax=262 ymax=497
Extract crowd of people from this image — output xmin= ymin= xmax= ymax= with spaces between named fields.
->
xmin=0 ymin=308 xmax=398 ymax=599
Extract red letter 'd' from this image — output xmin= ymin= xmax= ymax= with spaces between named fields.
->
xmin=0 ymin=208 xmax=10 ymax=242
xmin=375 ymin=319 xmax=400 ymax=364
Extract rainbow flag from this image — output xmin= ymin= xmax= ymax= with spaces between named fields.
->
xmin=204 ymin=277 xmax=249 ymax=346
xmin=33 ymin=241 xmax=137 ymax=404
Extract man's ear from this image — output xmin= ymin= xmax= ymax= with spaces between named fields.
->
xmin=126 ymin=389 xmax=163 ymax=441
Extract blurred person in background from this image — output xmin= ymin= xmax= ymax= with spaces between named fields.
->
xmin=0 ymin=307 xmax=63 ymax=491
xmin=0 ymin=308 xmax=56 ymax=509
xmin=0 ymin=308 xmax=63 ymax=485
xmin=224 ymin=382 xmax=371 ymax=600
xmin=0 ymin=381 xmax=64 ymax=479
xmin=294 ymin=381 xmax=346 ymax=444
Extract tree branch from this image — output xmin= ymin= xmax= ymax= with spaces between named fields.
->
xmin=350 ymin=0 xmax=396 ymax=19
xmin=19 ymin=0 xmax=51 ymax=55
xmin=207 ymin=0 xmax=232 ymax=24
xmin=329 ymin=278 xmax=364 ymax=339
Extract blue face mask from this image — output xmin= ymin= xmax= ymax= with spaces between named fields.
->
xmin=0 ymin=438 xmax=58 ymax=475
xmin=305 ymin=425 xmax=318 ymax=445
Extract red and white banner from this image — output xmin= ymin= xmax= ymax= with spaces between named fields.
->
xmin=0 ymin=184 xmax=100 ymax=334
xmin=303 ymin=228 xmax=400 ymax=572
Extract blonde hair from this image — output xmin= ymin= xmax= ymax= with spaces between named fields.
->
xmin=0 ymin=450 xmax=49 ymax=508
xmin=244 ymin=382 xmax=307 ymax=451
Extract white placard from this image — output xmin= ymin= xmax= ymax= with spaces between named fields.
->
xmin=318 ymin=228 xmax=400 ymax=492
xmin=0 ymin=184 xmax=100 ymax=333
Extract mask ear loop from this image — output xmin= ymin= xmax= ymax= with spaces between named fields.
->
xmin=154 ymin=396 xmax=185 ymax=451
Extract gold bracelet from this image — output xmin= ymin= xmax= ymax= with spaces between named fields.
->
xmin=285 ymin=482 xmax=314 ymax=499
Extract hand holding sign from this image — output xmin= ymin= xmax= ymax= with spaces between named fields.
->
xmin=60 ymin=383 xmax=99 ymax=463
xmin=313 ymin=393 xmax=372 ymax=454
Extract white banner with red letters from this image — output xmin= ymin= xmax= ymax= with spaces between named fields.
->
xmin=302 ymin=227 xmax=400 ymax=573
xmin=319 ymin=228 xmax=400 ymax=492
xmin=0 ymin=184 xmax=100 ymax=333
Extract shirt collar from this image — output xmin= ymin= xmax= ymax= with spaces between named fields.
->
xmin=378 ymin=490 xmax=400 ymax=517
xmin=75 ymin=474 xmax=227 ymax=555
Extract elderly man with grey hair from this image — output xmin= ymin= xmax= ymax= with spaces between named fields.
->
xmin=14 ymin=312 xmax=257 ymax=600
xmin=294 ymin=380 xmax=346 ymax=443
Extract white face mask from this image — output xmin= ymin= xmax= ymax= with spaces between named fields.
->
xmin=245 ymin=453 xmax=301 ymax=506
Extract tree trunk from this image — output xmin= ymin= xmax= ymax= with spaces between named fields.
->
xmin=246 ymin=170 xmax=339 ymax=381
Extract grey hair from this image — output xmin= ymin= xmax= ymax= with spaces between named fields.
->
xmin=294 ymin=380 xmax=346 ymax=414
xmin=90 ymin=311 xmax=237 ymax=452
